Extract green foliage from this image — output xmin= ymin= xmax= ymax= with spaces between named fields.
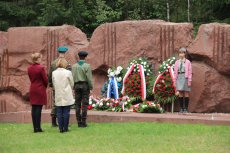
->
xmin=0 ymin=0 xmax=229 ymax=36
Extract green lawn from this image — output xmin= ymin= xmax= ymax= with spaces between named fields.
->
xmin=0 ymin=122 xmax=229 ymax=153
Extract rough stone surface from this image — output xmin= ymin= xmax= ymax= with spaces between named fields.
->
xmin=187 ymin=23 xmax=230 ymax=113
xmin=0 ymin=25 xmax=88 ymax=112
xmin=87 ymin=20 xmax=194 ymax=95
xmin=88 ymin=20 xmax=193 ymax=70
xmin=190 ymin=62 xmax=230 ymax=113
xmin=0 ymin=21 xmax=230 ymax=113
xmin=188 ymin=23 xmax=230 ymax=75
xmin=0 ymin=31 xmax=7 ymax=55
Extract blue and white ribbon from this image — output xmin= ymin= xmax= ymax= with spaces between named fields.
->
xmin=107 ymin=77 xmax=119 ymax=99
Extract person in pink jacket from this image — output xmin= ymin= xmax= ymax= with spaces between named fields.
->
xmin=173 ymin=48 xmax=192 ymax=113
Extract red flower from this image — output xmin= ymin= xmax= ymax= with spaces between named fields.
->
xmin=87 ymin=105 xmax=93 ymax=110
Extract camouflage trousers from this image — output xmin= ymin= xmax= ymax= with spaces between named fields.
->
xmin=74 ymin=82 xmax=90 ymax=123
xmin=50 ymin=90 xmax=56 ymax=117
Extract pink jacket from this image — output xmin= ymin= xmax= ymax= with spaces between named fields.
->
xmin=173 ymin=59 xmax=192 ymax=86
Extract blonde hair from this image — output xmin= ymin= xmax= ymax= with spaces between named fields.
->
xmin=56 ymin=58 xmax=68 ymax=68
xmin=31 ymin=53 xmax=41 ymax=63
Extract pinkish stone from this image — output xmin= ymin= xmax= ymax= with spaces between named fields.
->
xmin=188 ymin=23 xmax=230 ymax=75
xmin=0 ymin=25 xmax=89 ymax=112
xmin=87 ymin=20 xmax=193 ymax=95
xmin=0 ymin=21 xmax=230 ymax=114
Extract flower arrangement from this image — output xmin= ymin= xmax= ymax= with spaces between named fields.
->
xmin=123 ymin=57 xmax=154 ymax=99
xmin=133 ymin=101 xmax=164 ymax=113
xmin=153 ymin=56 xmax=177 ymax=104
xmin=88 ymin=95 xmax=165 ymax=113
xmin=88 ymin=96 xmax=132 ymax=112
xmin=107 ymin=66 xmax=124 ymax=82
xmin=158 ymin=57 xmax=176 ymax=73
xmin=101 ymin=66 xmax=124 ymax=98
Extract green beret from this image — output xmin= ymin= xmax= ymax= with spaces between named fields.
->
xmin=78 ymin=51 xmax=88 ymax=57
xmin=58 ymin=46 xmax=68 ymax=53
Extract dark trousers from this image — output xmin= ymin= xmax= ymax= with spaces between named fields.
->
xmin=75 ymin=82 xmax=90 ymax=123
xmin=50 ymin=90 xmax=56 ymax=117
xmin=56 ymin=106 xmax=71 ymax=131
xmin=31 ymin=105 xmax=43 ymax=131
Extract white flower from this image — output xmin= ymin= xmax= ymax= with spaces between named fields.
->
xmin=92 ymin=104 xmax=96 ymax=107
xmin=106 ymin=103 xmax=110 ymax=106
xmin=99 ymin=102 xmax=103 ymax=106
xmin=115 ymin=70 xmax=120 ymax=76
xmin=163 ymin=67 xmax=166 ymax=69
xmin=117 ymin=66 xmax=123 ymax=71
xmin=116 ymin=77 xmax=122 ymax=82
xmin=124 ymin=102 xmax=128 ymax=105
xmin=112 ymin=108 xmax=115 ymax=111
xmin=107 ymin=68 xmax=112 ymax=74
xmin=167 ymin=66 xmax=170 ymax=69
xmin=109 ymin=72 xmax=115 ymax=77
xmin=89 ymin=100 xmax=92 ymax=105
xmin=143 ymin=62 xmax=147 ymax=65
xmin=147 ymin=73 xmax=149 ymax=76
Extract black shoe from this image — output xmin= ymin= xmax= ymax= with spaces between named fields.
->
xmin=34 ymin=129 xmax=38 ymax=133
xmin=37 ymin=128 xmax=43 ymax=132
xmin=52 ymin=117 xmax=58 ymax=127
xmin=34 ymin=128 xmax=43 ymax=133
xmin=183 ymin=109 xmax=188 ymax=113
xmin=63 ymin=129 xmax=69 ymax=132
xmin=78 ymin=122 xmax=83 ymax=128
xmin=179 ymin=109 xmax=184 ymax=113
xmin=81 ymin=122 xmax=88 ymax=128
xmin=60 ymin=129 xmax=64 ymax=133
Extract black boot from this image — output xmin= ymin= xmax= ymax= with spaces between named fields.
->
xmin=78 ymin=122 xmax=83 ymax=128
xmin=178 ymin=97 xmax=184 ymax=113
xmin=76 ymin=108 xmax=82 ymax=127
xmin=81 ymin=119 xmax=87 ymax=128
xmin=52 ymin=117 xmax=58 ymax=127
xmin=184 ymin=97 xmax=189 ymax=113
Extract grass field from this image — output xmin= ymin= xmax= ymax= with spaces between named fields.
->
xmin=0 ymin=122 xmax=229 ymax=153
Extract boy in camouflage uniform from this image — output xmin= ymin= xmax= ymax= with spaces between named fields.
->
xmin=72 ymin=51 xmax=93 ymax=127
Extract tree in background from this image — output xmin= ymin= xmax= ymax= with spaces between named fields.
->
xmin=0 ymin=0 xmax=229 ymax=36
